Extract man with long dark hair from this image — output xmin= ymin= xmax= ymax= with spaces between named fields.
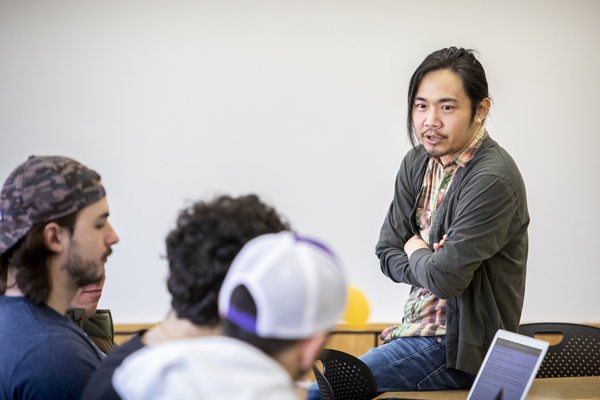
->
xmin=0 ymin=156 xmax=119 ymax=400
xmin=309 ymin=47 xmax=529 ymax=397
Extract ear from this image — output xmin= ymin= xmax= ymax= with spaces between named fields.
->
xmin=477 ymin=97 xmax=492 ymax=122
xmin=298 ymin=332 xmax=328 ymax=372
xmin=44 ymin=222 xmax=67 ymax=254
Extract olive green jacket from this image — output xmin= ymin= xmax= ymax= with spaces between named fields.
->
xmin=67 ymin=308 xmax=117 ymax=355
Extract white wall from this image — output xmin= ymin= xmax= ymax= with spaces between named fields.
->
xmin=1 ymin=0 xmax=599 ymax=324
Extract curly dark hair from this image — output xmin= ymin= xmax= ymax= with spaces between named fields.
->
xmin=166 ymin=194 xmax=290 ymax=326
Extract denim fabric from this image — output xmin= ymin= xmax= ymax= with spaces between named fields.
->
xmin=307 ymin=336 xmax=474 ymax=399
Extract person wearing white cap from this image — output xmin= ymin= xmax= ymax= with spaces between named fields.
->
xmin=83 ymin=194 xmax=290 ymax=400
xmin=111 ymin=231 xmax=348 ymax=400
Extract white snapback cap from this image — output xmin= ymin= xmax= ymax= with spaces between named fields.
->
xmin=218 ymin=231 xmax=347 ymax=340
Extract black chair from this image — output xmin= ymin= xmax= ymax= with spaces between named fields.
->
xmin=518 ymin=322 xmax=600 ymax=378
xmin=312 ymin=363 xmax=336 ymax=400
xmin=312 ymin=348 xmax=378 ymax=400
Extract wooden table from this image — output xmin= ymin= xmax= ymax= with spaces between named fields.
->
xmin=375 ymin=376 xmax=600 ymax=400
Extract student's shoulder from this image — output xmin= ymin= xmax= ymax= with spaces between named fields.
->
xmin=86 ymin=332 xmax=146 ymax=383
xmin=1 ymin=298 xmax=86 ymax=351
xmin=11 ymin=332 xmax=101 ymax=400
xmin=467 ymin=138 xmax=525 ymax=192
xmin=82 ymin=332 xmax=147 ymax=400
xmin=103 ymin=332 xmax=146 ymax=367
xmin=20 ymin=323 xmax=101 ymax=367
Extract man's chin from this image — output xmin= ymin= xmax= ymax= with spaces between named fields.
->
xmin=75 ymin=270 xmax=105 ymax=288
xmin=423 ymin=146 xmax=446 ymax=160
xmin=65 ymin=252 xmax=106 ymax=288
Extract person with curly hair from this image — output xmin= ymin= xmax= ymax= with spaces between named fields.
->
xmin=82 ymin=194 xmax=290 ymax=400
xmin=112 ymin=231 xmax=347 ymax=400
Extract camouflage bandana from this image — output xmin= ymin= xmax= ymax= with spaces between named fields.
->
xmin=0 ymin=156 xmax=106 ymax=255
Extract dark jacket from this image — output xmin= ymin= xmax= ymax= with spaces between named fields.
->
xmin=67 ymin=308 xmax=117 ymax=355
xmin=376 ymin=136 xmax=529 ymax=375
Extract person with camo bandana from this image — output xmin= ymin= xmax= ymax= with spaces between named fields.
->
xmin=0 ymin=156 xmax=119 ymax=400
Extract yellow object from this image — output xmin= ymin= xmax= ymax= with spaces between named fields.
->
xmin=343 ymin=286 xmax=369 ymax=326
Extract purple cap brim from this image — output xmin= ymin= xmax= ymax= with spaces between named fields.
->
xmin=227 ymin=305 xmax=257 ymax=333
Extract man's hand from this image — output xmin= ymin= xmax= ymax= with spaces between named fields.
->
xmin=405 ymin=234 xmax=448 ymax=258
xmin=433 ymin=234 xmax=448 ymax=252
xmin=404 ymin=235 xmax=428 ymax=258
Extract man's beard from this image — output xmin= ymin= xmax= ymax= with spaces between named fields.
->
xmin=64 ymin=251 xmax=105 ymax=288
xmin=424 ymin=147 xmax=447 ymax=159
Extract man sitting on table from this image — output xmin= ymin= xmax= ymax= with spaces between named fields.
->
xmin=309 ymin=47 xmax=529 ymax=397
xmin=112 ymin=231 xmax=348 ymax=400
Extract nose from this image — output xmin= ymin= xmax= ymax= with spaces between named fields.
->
xmin=424 ymin=108 xmax=440 ymax=128
xmin=106 ymin=222 xmax=119 ymax=246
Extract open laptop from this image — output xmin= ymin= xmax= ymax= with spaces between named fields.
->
xmin=466 ymin=329 xmax=549 ymax=400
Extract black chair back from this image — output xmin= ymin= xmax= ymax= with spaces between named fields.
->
xmin=312 ymin=363 xmax=336 ymax=400
xmin=312 ymin=348 xmax=378 ymax=400
xmin=519 ymin=322 xmax=600 ymax=378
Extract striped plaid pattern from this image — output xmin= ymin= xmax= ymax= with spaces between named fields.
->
xmin=381 ymin=127 xmax=488 ymax=341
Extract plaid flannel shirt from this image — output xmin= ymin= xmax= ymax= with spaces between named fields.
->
xmin=381 ymin=127 xmax=488 ymax=341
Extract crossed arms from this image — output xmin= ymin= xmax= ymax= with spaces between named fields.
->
xmin=376 ymin=155 xmax=523 ymax=299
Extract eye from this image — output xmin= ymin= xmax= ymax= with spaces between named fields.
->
xmin=414 ymin=103 xmax=427 ymax=110
xmin=441 ymin=105 xmax=454 ymax=111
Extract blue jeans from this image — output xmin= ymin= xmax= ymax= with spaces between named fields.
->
xmin=307 ymin=336 xmax=474 ymax=399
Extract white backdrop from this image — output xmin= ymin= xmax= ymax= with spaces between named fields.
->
xmin=1 ymin=0 xmax=599 ymax=324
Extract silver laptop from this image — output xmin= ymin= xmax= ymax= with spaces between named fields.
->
xmin=466 ymin=329 xmax=549 ymax=400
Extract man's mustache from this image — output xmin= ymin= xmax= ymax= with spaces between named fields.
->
xmin=421 ymin=128 xmax=447 ymax=139
xmin=102 ymin=248 xmax=113 ymax=260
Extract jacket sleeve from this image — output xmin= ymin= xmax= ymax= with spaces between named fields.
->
xmin=408 ymin=173 xmax=523 ymax=299
xmin=375 ymin=155 xmax=423 ymax=283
